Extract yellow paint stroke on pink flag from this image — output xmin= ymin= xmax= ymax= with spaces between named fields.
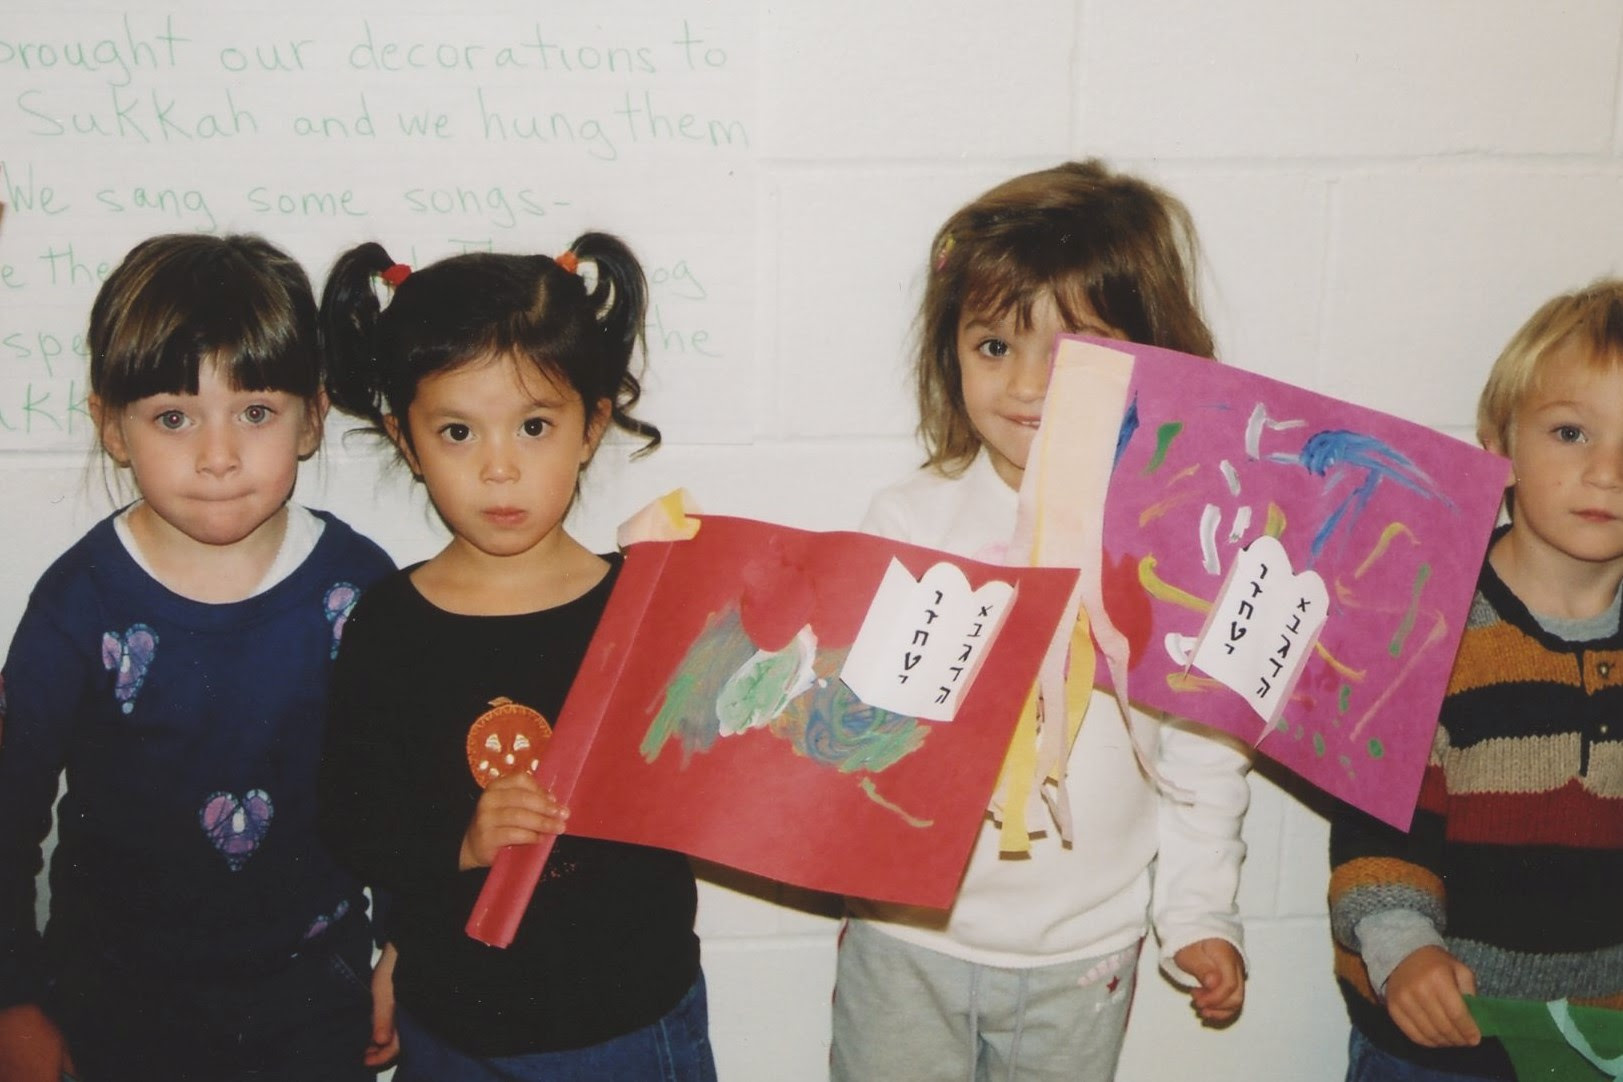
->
xmin=1354 ymin=522 xmax=1418 ymax=579
xmin=1314 ymin=643 xmax=1366 ymax=682
xmin=1166 ymin=671 xmax=1225 ymax=693
xmin=1265 ymin=502 xmax=1287 ymax=538
xmin=1138 ymin=465 xmax=1203 ymax=527
xmin=1137 ymin=556 xmax=1211 ymax=613
xmin=1139 ymin=491 xmax=1199 ymax=527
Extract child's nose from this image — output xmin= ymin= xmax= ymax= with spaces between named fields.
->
xmin=1008 ymin=354 xmax=1048 ymax=401
xmin=196 ymin=425 xmax=240 ymax=475
xmin=481 ymin=439 xmax=519 ymax=482
xmin=1587 ymin=445 xmax=1623 ymax=488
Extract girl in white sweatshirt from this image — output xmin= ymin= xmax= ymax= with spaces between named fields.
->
xmin=831 ymin=160 xmax=1253 ymax=1082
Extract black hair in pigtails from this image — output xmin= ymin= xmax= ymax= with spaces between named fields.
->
xmin=318 ymin=233 xmax=662 ymax=469
xmin=570 ymin=231 xmax=646 ymax=363
xmin=568 ymin=232 xmax=661 ymax=455
xmin=318 ymin=241 xmax=398 ymax=432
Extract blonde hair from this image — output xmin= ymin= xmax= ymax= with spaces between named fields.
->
xmin=1476 ymin=279 xmax=1623 ymax=454
xmin=916 ymin=160 xmax=1213 ymax=474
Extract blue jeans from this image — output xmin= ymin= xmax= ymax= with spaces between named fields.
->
xmin=394 ymin=972 xmax=716 ymax=1082
xmin=1346 ymin=1026 xmax=1512 ymax=1082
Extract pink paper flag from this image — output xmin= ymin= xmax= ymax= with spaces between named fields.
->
xmin=1063 ymin=335 xmax=1507 ymax=829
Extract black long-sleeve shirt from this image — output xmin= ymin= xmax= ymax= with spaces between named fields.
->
xmin=318 ymin=557 xmax=699 ymax=1056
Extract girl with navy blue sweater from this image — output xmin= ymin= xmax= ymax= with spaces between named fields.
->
xmin=0 ymin=234 xmax=395 ymax=1082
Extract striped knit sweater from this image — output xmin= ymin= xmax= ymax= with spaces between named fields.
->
xmin=1328 ymin=551 xmax=1623 ymax=1077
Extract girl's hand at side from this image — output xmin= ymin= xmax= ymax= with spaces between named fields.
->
xmin=1384 ymin=945 xmax=1481 ymax=1048
xmin=363 ymin=942 xmax=400 ymax=1069
xmin=1173 ymin=938 xmax=1246 ymax=1024
xmin=458 ymin=771 xmax=570 ymax=871
xmin=0 ymin=1004 xmax=70 ymax=1082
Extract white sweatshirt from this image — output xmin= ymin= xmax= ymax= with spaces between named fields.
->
xmin=847 ymin=452 xmax=1252 ymax=983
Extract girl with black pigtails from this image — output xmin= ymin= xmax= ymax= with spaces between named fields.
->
xmin=316 ymin=236 xmax=713 ymax=1082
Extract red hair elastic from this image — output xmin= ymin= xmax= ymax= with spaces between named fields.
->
xmin=554 ymin=251 xmax=579 ymax=274
xmin=379 ymin=263 xmax=412 ymax=287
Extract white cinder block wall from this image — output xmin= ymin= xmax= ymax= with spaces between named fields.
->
xmin=4 ymin=2 xmax=1622 ymax=1079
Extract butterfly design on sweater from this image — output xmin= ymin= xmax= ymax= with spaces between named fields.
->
xmin=101 ymin=624 xmax=158 ymax=714
xmin=199 ymin=789 xmax=274 ymax=871
xmin=323 ymin=583 xmax=360 ymax=658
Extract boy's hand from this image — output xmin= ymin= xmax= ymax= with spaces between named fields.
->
xmin=459 ymin=771 xmax=569 ymax=870
xmin=1173 ymin=938 xmax=1245 ymax=1023
xmin=0 ymin=1004 xmax=69 ymax=1082
xmin=1385 ymin=945 xmax=1481 ymax=1048
xmin=364 ymin=942 xmax=399 ymax=1069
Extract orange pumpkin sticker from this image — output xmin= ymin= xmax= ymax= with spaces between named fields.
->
xmin=465 ymin=697 xmax=553 ymax=788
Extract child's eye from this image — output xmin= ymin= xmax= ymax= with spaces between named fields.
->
xmin=156 ymin=410 xmax=188 ymax=431
xmin=440 ymin=423 xmax=472 ymax=443
xmin=1554 ymin=424 xmax=1585 ymax=443
xmin=241 ymin=404 xmax=275 ymax=425
xmin=978 ymin=337 xmax=1010 ymax=359
xmin=521 ymin=418 xmax=550 ymax=437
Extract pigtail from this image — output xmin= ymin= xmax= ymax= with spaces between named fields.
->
xmin=567 ymin=232 xmax=661 ymax=456
xmin=319 ymin=242 xmax=398 ymax=432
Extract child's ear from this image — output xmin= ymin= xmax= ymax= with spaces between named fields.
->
xmin=1482 ymin=435 xmax=1517 ymax=488
xmin=580 ymin=399 xmax=612 ymax=465
xmin=297 ymin=391 xmax=330 ymax=460
xmin=90 ymin=396 xmax=130 ymax=466
xmin=383 ymin=412 xmax=422 ymax=477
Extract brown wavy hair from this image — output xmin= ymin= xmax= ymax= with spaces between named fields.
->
xmin=917 ymin=160 xmax=1214 ymax=474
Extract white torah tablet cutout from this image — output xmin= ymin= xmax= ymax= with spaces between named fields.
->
xmin=841 ymin=560 xmax=1016 ymax=722
xmin=1190 ymin=534 xmax=1329 ymax=730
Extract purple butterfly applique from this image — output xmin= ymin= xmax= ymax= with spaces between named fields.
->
xmin=199 ymin=788 xmax=274 ymax=871
xmin=323 ymin=584 xmax=360 ymax=658
xmin=101 ymin=624 xmax=158 ymax=715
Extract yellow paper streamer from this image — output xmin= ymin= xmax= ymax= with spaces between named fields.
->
xmin=1056 ymin=606 xmax=1095 ymax=781
xmin=995 ymin=685 xmax=1042 ymax=853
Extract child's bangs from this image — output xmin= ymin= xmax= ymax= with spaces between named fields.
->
xmin=1588 ymin=291 xmax=1623 ymax=366
xmin=1537 ymin=304 xmax=1623 ymax=387
xmin=215 ymin=296 xmax=319 ymax=397
xmin=960 ymin=254 xmax=1099 ymax=336
xmin=458 ymin=345 xmax=577 ymax=405
xmin=961 ymin=260 xmax=1041 ymax=328
xmin=102 ymin=273 xmax=316 ymax=406
xmin=99 ymin=319 xmax=308 ymax=407
xmin=197 ymin=288 xmax=319 ymax=399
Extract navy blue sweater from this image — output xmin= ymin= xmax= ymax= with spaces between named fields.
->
xmin=0 ymin=510 xmax=393 ymax=1007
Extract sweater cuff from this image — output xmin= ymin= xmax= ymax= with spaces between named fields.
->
xmin=1355 ymin=909 xmax=1445 ymax=997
